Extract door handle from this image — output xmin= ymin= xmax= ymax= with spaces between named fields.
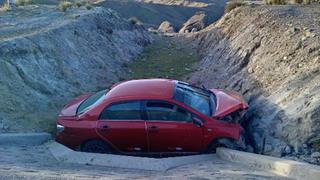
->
xmin=148 ymin=126 xmax=159 ymax=130
xmin=98 ymin=125 xmax=109 ymax=130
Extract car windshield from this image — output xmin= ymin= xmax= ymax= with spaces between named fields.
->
xmin=173 ymin=82 xmax=216 ymax=116
xmin=77 ymin=90 xmax=106 ymax=115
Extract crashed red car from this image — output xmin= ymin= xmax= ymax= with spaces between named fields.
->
xmin=56 ymin=79 xmax=248 ymax=155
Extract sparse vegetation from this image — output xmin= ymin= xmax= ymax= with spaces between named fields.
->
xmin=0 ymin=2 xmax=11 ymax=12
xmin=128 ymin=17 xmax=143 ymax=25
xmin=14 ymin=0 xmax=34 ymax=6
xmin=128 ymin=38 xmax=198 ymax=80
xmin=59 ymin=1 xmax=73 ymax=12
xmin=224 ymin=1 xmax=245 ymax=14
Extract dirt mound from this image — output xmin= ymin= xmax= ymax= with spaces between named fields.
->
xmin=0 ymin=5 xmax=152 ymax=133
xmin=189 ymin=5 xmax=320 ymax=162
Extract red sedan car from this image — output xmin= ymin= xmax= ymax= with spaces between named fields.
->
xmin=56 ymin=79 xmax=248 ymax=155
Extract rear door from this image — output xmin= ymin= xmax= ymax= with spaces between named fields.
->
xmin=144 ymin=100 xmax=203 ymax=153
xmin=97 ymin=100 xmax=148 ymax=153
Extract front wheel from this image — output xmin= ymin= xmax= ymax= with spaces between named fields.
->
xmin=81 ymin=140 xmax=112 ymax=154
xmin=206 ymin=135 xmax=246 ymax=153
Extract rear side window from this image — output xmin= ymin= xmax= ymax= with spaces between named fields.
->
xmin=100 ymin=101 xmax=141 ymax=120
xmin=146 ymin=101 xmax=192 ymax=122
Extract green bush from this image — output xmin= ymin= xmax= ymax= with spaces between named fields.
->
xmin=59 ymin=1 xmax=73 ymax=12
xmin=224 ymin=1 xmax=245 ymax=14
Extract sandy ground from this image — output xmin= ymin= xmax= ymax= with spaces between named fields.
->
xmin=0 ymin=144 xmax=291 ymax=180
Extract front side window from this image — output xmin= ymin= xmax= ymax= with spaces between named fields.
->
xmin=146 ymin=101 xmax=192 ymax=122
xmin=100 ymin=101 xmax=141 ymax=120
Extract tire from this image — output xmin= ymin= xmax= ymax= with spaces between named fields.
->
xmin=81 ymin=140 xmax=112 ymax=154
xmin=206 ymin=138 xmax=235 ymax=153
xmin=206 ymin=135 xmax=246 ymax=153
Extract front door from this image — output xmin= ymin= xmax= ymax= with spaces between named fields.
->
xmin=97 ymin=101 xmax=148 ymax=153
xmin=144 ymin=100 xmax=203 ymax=153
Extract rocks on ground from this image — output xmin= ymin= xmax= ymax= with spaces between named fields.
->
xmin=158 ymin=21 xmax=175 ymax=33
xmin=179 ymin=11 xmax=207 ymax=33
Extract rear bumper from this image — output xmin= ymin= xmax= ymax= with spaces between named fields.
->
xmin=56 ymin=132 xmax=82 ymax=150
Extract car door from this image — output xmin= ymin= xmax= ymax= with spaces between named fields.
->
xmin=97 ymin=100 xmax=148 ymax=153
xmin=144 ymin=100 xmax=203 ymax=153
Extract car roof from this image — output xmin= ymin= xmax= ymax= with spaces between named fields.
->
xmin=106 ymin=79 xmax=176 ymax=100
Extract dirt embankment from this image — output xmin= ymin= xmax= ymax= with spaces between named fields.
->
xmin=189 ymin=5 xmax=320 ymax=161
xmin=0 ymin=5 xmax=152 ymax=133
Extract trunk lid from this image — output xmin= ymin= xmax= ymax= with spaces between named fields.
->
xmin=59 ymin=93 xmax=92 ymax=117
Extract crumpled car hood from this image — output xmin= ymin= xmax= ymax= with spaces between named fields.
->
xmin=210 ymin=89 xmax=248 ymax=118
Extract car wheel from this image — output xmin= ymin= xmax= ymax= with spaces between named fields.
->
xmin=206 ymin=136 xmax=246 ymax=153
xmin=81 ymin=140 xmax=112 ymax=154
xmin=206 ymin=138 xmax=235 ymax=153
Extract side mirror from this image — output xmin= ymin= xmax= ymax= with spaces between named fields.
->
xmin=192 ymin=117 xmax=204 ymax=127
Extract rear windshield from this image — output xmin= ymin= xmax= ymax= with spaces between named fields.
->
xmin=77 ymin=90 xmax=106 ymax=115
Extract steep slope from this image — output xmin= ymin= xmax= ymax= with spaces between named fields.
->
xmin=0 ymin=5 xmax=152 ymax=132
xmin=189 ymin=5 xmax=320 ymax=161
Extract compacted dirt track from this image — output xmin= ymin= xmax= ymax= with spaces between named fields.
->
xmin=0 ymin=144 xmax=291 ymax=180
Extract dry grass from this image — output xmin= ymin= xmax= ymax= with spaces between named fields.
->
xmin=224 ymin=1 xmax=245 ymax=14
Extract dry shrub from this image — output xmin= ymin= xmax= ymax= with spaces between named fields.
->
xmin=0 ymin=2 xmax=11 ymax=12
xmin=74 ymin=1 xmax=82 ymax=8
xmin=303 ymin=0 xmax=311 ymax=4
xmin=128 ymin=17 xmax=143 ymax=25
xmin=59 ymin=1 xmax=73 ymax=12
xmin=224 ymin=1 xmax=245 ymax=14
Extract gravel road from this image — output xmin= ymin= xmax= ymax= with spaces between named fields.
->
xmin=0 ymin=144 xmax=292 ymax=180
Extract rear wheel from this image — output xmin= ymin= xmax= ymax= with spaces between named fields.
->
xmin=81 ymin=140 xmax=112 ymax=154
